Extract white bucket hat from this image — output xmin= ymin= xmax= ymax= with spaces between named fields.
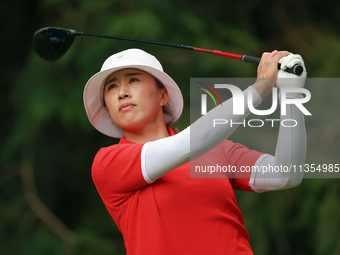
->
xmin=83 ymin=48 xmax=183 ymax=138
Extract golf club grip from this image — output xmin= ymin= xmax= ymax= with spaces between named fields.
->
xmin=241 ymin=55 xmax=261 ymax=65
xmin=241 ymin=55 xmax=303 ymax=76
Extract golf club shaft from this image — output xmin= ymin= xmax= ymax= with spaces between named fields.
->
xmin=78 ymin=31 xmax=302 ymax=75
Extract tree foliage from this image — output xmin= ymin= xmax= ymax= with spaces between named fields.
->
xmin=1 ymin=0 xmax=339 ymax=254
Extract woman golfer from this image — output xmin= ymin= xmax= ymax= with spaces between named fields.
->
xmin=83 ymin=48 xmax=307 ymax=254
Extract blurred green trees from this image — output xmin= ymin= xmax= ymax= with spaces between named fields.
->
xmin=1 ymin=0 xmax=339 ymax=254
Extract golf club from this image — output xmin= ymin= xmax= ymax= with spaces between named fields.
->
xmin=33 ymin=27 xmax=303 ymax=76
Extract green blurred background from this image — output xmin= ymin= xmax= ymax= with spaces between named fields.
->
xmin=1 ymin=0 xmax=340 ymax=254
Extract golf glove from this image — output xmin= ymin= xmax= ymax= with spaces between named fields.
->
xmin=277 ymin=54 xmax=307 ymax=99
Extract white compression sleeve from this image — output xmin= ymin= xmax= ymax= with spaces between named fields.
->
xmin=141 ymin=86 xmax=262 ymax=183
xmin=248 ymin=104 xmax=307 ymax=192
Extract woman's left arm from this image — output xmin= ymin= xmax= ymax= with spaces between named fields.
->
xmin=249 ymin=54 xmax=308 ymax=192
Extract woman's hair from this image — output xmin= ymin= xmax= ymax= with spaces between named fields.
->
xmin=154 ymin=78 xmax=173 ymax=119
xmin=155 ymin=79 xmax=180 ymax=134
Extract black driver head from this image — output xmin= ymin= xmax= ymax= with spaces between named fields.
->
xmin=33 ymin=27 xmax=77 ymax=61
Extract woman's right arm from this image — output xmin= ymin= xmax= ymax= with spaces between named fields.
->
xmin=141 ymin=85 xmax=262 ymax=183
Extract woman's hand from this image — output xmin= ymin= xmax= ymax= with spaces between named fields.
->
xmin=252 ymin=50 xmax=292 ymax=100
xmin=277 ymin=54 xmax=307 ymax=99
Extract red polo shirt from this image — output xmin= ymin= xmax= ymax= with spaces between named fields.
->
xmin=92 ymin=127 xmax=262 ymax=255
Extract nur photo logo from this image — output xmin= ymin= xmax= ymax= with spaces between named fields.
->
xmin=194 ymin=79 xmax=312 ymax=128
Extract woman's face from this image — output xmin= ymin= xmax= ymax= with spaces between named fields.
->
xmin=103 ymin=68 xmax=168 ymax=133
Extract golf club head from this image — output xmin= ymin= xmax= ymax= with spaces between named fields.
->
xmin=33 ymin=27 xmax=77 ymax=61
